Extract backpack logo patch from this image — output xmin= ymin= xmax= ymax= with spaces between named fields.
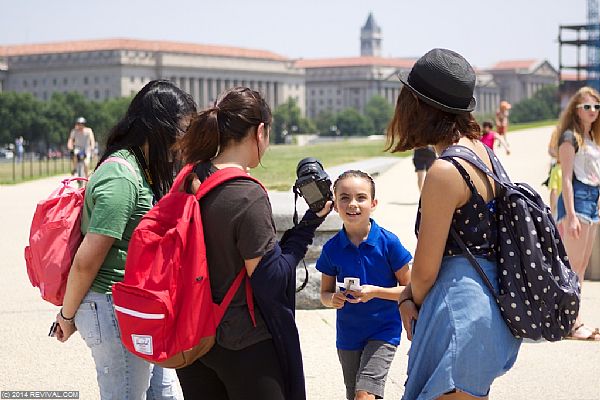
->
xmin=132 ymin=335 xmax=154 ymax=355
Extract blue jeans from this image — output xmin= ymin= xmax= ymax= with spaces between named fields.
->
xmin=557 ymin=177 xmax=600 ymax=224
xmin=75 ymin=291 xmax=182 ymax=400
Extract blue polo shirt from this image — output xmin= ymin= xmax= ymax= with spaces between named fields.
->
xmin=316 ymin=219 xmax=412 ymax=350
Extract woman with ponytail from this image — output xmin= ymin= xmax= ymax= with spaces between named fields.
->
xmin=54 ymin=80 xmax=196 ymax=399
xmin=174 ymin=87 xmax=331 ymax=400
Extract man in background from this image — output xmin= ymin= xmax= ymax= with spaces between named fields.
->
xmin=67 ymin=117 xmax=95 ymax=177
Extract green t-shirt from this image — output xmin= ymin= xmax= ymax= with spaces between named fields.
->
xmin=81 ymin=149 xmax=154 ymax=293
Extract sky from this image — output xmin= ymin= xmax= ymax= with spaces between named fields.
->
xmin=0 ymin=0 xmax=591 ymax=69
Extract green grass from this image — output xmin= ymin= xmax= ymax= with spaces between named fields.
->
xmin=510 ymin=119 xmax=557 ymax=132
xmin=253 ymin=138 xmax=408 ymax=190
xmin=0 ymin=157 xmax=73 ymax=184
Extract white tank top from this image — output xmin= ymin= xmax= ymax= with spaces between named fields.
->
xmin=574 ymin=136 xmax=600 ymax=187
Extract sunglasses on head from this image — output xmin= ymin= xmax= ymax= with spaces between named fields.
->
xmin=576 ymin=103 xmax=600 ymax=111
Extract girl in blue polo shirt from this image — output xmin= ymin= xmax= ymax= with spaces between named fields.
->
xmin=317 ymin=170 xmax=412 ymax=400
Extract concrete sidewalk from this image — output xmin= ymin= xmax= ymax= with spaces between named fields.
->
xmin=1 ymin=126 xmax=599 ymax=399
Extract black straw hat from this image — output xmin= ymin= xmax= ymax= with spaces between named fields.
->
xmin=398 ymin=48 xmax=476 ymax=114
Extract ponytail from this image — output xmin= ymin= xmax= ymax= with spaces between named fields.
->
xmin=175 ymin=87 xmax=271 ymax=164
xmin=175 ymin=108 xmax=220 ymax=164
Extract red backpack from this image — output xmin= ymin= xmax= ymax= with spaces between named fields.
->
xmin=24 ymin=157 xmax=137 ymax=306
xmin=112 ymin=164 xmax=262 ymax=368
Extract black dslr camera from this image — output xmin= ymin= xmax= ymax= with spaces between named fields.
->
xmin=293 ymin=157 xmax=332 ymax=213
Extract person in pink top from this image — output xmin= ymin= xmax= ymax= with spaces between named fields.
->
xmin=480 ymin=121 xmax=510 ymax=155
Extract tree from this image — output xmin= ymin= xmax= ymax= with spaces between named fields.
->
xmin=314 ymin=111 xmax=337 ymax=135
xmin=0 ymin=92 xmax=49 ymax=150
xmin=335 ymin=108 xmax=373 ymax=136
xmin=364 ymin=95 xmax=394 ymax=134
xmin=272 ymin=97 xmax=315 ymax=144
xmin=0 ymin=91 xmax=134 ymax=153
xmin=510 ymin=85 xmax=559 ymax=124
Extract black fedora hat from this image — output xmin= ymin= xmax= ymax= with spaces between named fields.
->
xmin=398 ymin=48 xmax=476 ymax=114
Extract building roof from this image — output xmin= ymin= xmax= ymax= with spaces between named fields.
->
xmin=489 ymin=59 xmax=539 ymax=70
xmin=0 ymin=38 xmax=287 ymax=61
xmin=295 ymin=56 xmax=415 ymax=69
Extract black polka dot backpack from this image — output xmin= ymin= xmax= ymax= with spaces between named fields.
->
xmin=441 ymin=144 xmax=580 ymax=341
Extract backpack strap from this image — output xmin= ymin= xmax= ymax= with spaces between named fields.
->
xmin=212 ymin=267 xmax=256 ymax=327
xmin=195 ymin=167 xmax=266 ymax=200
xmin=443 ymin=157 xmax=478 ymax=196
xmin=440 ymin=145 xmax=511 ymax=185
xmin=181 ymin=165 xmax=264 ymax=328
xmin=170 ymin=164 xmax=196 ymax=195
xmin=449 ymin=227 xmax=499 ymax=299
xmin=103 ymin=156 xmax=138 ymax=177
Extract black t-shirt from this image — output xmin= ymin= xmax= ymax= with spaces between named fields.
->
xmin=558 ymin=130 xmax=579 ymax=153
xmin=194 ymin=162 xmax=275 ymax=350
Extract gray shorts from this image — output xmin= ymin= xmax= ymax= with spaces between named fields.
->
xmin=337 ymin=340 xmax=397 ymax=399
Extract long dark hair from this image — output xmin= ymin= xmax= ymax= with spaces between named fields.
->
xmin=175 ymin=87 xmax=271 ymax=164
xmin=98 ymin=80 xmax=197 ymax=195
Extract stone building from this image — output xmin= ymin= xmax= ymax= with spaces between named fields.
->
xmin=0 ymin=14 xmax=559 ymax=122
xmin=487 ymin=59 xmax=559 ymax=107
xmin=0 ymin=39 xmax=305 ymax=112
xmin=299 ymin=13 xmax=558 ymax=119
xmin=297 ymin=56 xmax=413 ymax=119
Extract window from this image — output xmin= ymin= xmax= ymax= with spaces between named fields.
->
xmin=23 ymin=80 xmax=28 ymax=88
xmin=33 ymin=80 xmax=37 ymax=87
xmin=53 ymin=78 xmax=57 ymax=86
xmin=94 ymin=90 xmax=100 ymax=99
xmin=130 ymin=76 xmax=135 ymax=83
xmin=83 ymin=77 xmax=89 ymax=85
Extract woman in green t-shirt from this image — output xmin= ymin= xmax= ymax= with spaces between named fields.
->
xmin=53 ymin=80 xmax=197 ymax=399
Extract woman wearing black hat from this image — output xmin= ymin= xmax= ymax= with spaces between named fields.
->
xmin=387 ymin=49 xmax=521 ymax=399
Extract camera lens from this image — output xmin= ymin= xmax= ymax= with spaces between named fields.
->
xmin=296 ymin=157 xmax=324 ymax=178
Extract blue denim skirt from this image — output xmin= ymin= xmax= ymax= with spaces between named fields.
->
xmin=557 ymin=177 xmax=600 ymax=224
xmin=402 ymin=256 xmax=521 ymax=400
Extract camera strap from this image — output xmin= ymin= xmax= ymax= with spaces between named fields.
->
xmin=293 ymin=189 xmax=300 ymax=226
xmin=296 ymin=259 xmax=309 ymax=293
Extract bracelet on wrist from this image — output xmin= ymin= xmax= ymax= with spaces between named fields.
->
xmin=60 ymin=308 xmax=75 ymax=323
xmin=398 ymin=297 xmax=413 ymax=308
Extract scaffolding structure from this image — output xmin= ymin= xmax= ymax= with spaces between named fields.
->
xmin=558 ymin=0 xmax=600 ymax=93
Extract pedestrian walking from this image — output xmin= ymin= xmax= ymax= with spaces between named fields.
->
xmin=412 ymin=146 xmax=436 ymax=192
xmin=495 ymin=100 xmax=511 ymax=138
xmin=480 ymin=121 xmax=510 ymax=155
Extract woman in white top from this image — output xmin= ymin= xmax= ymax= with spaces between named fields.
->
xmin=556 ymin=86 xmax=600 ymax=340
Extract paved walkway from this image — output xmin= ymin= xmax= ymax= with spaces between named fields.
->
xmin=1 ymin=126 xmax=599 ymax=399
